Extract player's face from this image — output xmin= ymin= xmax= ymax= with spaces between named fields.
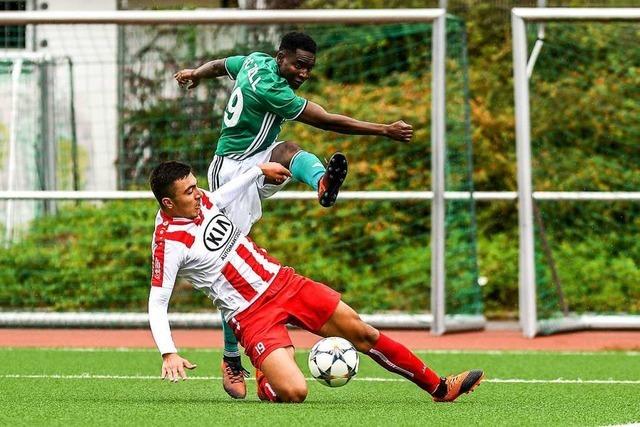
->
xmin=165 ymin=173 xmax=202 ymax=219
xmin=277 ymin=48 xmax=315 ymax=89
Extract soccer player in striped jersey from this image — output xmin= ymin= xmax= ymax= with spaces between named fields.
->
xmin=174 ymin=31 xmax=413 ymax=398
xmin=148 ymin=161 xmax=483 ymax=404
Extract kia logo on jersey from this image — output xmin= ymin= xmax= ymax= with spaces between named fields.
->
xmin=203 ymin=214 xmax=235 ymax=251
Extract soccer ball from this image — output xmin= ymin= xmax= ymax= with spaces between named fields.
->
xmin=308 ymin=337 xmax=359 ymax=387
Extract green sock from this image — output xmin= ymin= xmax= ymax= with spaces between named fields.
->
xmin=290 ymin=150 xmax=326 ymax=191
xmin=221 ymin=314 xmax=240 ymax=359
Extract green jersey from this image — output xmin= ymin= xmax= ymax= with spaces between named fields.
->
xmin=216 ymin=52 xmax=308 ymax=159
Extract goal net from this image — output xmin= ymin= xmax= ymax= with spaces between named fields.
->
xmin=0 ymin=10 xmax=481 ymax=332
xmin=0 ymin=53 xmax=79 ymax=242
xmin=513 ymin=8 xmax=640 ymax=336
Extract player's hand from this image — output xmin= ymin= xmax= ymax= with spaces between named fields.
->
xmin=174 ymin=69 xmax=200 ymax=90
xmin=161 ymin=353 xmax=197 ymax=382
xmin=259 ymin=162 xmax=292 ymax=184
xmin=385 ymin=120 xmax=413 ymax=142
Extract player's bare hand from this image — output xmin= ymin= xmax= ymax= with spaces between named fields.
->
xmin=161 ymin=353 xmax=197 ymax=382
xmin=174 ymin=69 xmax=200 ymax=90
xmin=259 ymin=162 xmax=292 ymax=184
xmin=385 ymin=120 xmax=413 ymax=142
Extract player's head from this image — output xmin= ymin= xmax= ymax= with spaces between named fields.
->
xmin=276 ymin=31 xmax=316 ymax=90
xmin=149 ymin=161 xmax=202 ymax=219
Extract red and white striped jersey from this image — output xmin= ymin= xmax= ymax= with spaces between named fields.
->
xmin=150 ymin=189 xmax=281 ymax=320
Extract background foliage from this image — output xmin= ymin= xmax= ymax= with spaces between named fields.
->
xmin=1 ymin=0 xmax=638 ymax=317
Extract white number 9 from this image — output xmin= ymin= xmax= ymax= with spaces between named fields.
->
xmin=224 ymin=87 xmax=243 ymax=128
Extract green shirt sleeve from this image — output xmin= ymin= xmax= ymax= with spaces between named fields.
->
xmin=224 ymin=56 xmax=246 ymax=80
xmin=258 ymin=75 xmax=308 ymax=120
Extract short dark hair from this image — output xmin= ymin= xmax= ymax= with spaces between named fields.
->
xmin=278 ymin=31 xmax=316 ymax=54
xmin=149 ymin=161 xmax=192 ymax=206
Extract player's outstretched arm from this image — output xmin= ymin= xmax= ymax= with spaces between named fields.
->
xmin=149 ymin=286 xmax=197 ymax=381
xmin=174 ymin=58 xmax=227 ymax=89
xmin=161 ymin=353 xmax=197 ymax=383
xmin=296 ymin=101 xmax=413 ymax=142
xmin=258 ymin=162 xmax=291 ymax=183
xmin=211 ymin=163 xmax=290 ymax=210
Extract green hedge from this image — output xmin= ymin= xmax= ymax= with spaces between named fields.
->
xmin=1 ymin=199 xmax=637 ymax=314
xmin=0 ymin=201 xmax=157 ymax=311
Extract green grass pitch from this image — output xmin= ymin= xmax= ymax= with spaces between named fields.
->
xmin=2 ymin=348 xmax=639 ymax=426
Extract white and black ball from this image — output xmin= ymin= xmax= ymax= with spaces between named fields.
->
xmin=308 ymin=337 xmax=359 ymax=387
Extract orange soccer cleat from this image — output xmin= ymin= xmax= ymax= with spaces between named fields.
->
xmin=431 ymin=370 xmax=484 ymax=402
xmin=221 ymin=358 xmax=249 ymax=399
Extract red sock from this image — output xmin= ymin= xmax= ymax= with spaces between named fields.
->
xmin=366 ymin=333 xmax=441 ymax=394
xmin=257 ymin=373 xmax=280 ymax=402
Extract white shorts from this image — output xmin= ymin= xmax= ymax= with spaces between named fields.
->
xmin=207 ymin=142 xmax=291 ymax=235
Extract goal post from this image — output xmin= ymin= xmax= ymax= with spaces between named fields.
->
xmin=0 ymin=51 xmax=80 ymax=242
xmin=512 ymin=8 xmax=640 ymax=338
xmin=0 ymin=9 xmax=485 ymax=333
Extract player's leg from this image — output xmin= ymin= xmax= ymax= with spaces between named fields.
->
xmin=285 ymin=275 xmax=440 ymax=396
xmin=229 ymin=273 xmax=309 ymax=403
xmin=207 ymin=156 xmax=249 ymax=398
xmin=318 ymin=301 xmax=440 ymax=393
xmin=269 ymin=141 xmax=348 ymax=208
xmin=257 ymin=346 xmax=308 ymax=403
xmin=208 ymin=154 xmax=260 ymax=233
xmin=220 ymin=312 xmax=249 ymax=399
xmin=318 ymin=301 xmax=484 ymax=402
xmin=269 ymin=141 xmax=322 ymax=187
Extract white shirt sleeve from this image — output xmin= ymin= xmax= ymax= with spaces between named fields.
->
xmin=211 ymin=166 xmax=263 ymax=210
xmin=148 ymin=286 xmax=177 ymax=355
xmin=149 ymin=236 xmax=184 ymax=355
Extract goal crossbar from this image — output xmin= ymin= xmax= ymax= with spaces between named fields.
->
xmin=513 ymin=8 xmax=640 ymax=21
xmin=0 ymin=9 xmax=444 ymax=25
xmin=2 ymin=191 xmax=640 ymax=201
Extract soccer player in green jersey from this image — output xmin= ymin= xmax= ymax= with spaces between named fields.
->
xmin=174 ymin=31 xmax=413 ymax=400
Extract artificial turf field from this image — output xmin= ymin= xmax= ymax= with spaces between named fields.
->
xmin=2 ymin=348 xmax=639 ymax=426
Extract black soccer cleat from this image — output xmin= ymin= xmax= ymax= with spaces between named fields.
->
xmin=317 ymin=152 xmax=348 ymax=208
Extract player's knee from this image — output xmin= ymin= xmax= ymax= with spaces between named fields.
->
xmin=272 ymin=373 xmax=308 ymax=403
xmin=273 ymin=141 xmax=301 ymax=168
xmin=278 ymin=384 xmax=308 ymax=403
xmin=351 ymin=322 xmax=380 ymax=352
xmin=280 ymin=140 xmax=301 ymax=155
xmin=362 ymin=323 xmax=380 ymax=349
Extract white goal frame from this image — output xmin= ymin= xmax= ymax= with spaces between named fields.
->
xmin=512 ymin=8 xmax=640 ymax=338
xmin=0 ymin=9 xmax=488 ymax=333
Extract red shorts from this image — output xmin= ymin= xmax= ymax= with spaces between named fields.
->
xmin=229 ymin=267 xmax=341 ymax=369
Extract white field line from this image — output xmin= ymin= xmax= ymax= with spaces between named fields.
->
xmin=2 ymin=347 xmax=639 ymax=356
xmin=0 ymin=374 xmax=639 ymax=385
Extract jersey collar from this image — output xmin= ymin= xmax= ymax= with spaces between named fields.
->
xmin=160 ymin=209 xmax=204 ymax=226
